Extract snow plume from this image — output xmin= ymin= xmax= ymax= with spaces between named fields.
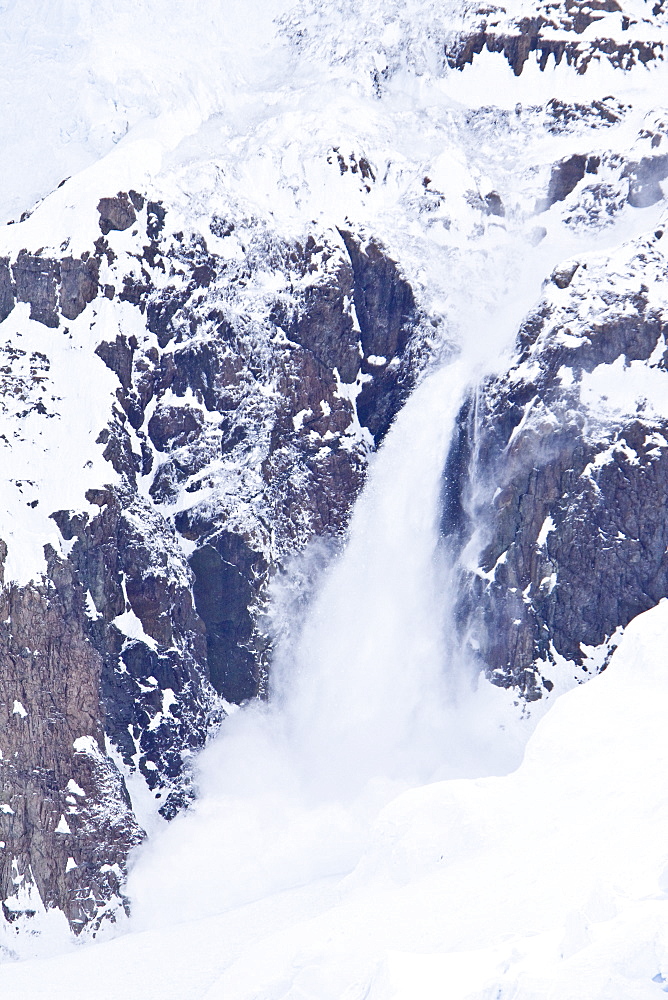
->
xmin=9 ymin=602 xmax=668 ymax=998
xmin=271 ymin=361 xmax=519 ymax=795
xmin=125 ymin=360 xmax=523 ymax=932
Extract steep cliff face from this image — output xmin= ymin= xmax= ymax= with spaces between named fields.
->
xmin=0 ymin=188 xmax=424 ymax=935
xmin=444 ymin=225 xmax=668 ymax=698
xmin=0 ymin=552 xmax=142 ymax=942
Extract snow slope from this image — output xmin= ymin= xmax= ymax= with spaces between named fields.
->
xmin=3 ymin=600 xmax=668 ymax=998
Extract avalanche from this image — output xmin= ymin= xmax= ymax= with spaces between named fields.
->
xmin=1 ymin=0 xmax=668 ymax=997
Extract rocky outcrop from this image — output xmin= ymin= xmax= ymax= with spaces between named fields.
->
xmin=189 ymin=535 xmax=265 ymax=703
xmin=52 ymin=491 xmax=214 ymax=821
xmin=339 ymin=231 xmax=417 ymax=445
xmin=529 ymin=109 xmax=668 ymax=225
xmin=444 ymin=1 xmax=666 ymax=76
xmin=540 ymin=154 xmax=601 ymax=209
xmin=97 ymin=192 xmax=142 ymax=235
xmin=13 ymin=253 xmax=61 ymax=328
xmin=448 ymin=25 xmax=662 ymax=77
xmin=0 ymin=190 xmax=426 ymax=934
xmin=0 ymin=260 xmax=14 ymax=324
xmin=443 ymin=230 xmax=668 ymax=697
xmin=59 ymin=256 xmax=99 ymax=321
xmin=0 ymin=250 xmax=102 ymax=330
xmin=0 ymin=546 xmax=142 ymax=939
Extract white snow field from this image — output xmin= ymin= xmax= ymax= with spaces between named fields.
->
xmin=2 ymin=0 xmax=668 ymax=997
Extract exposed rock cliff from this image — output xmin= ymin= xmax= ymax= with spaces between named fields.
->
xmin=444 ymin=225 xmax=668 ymax=698
xmin=0 ymin=190 xmax=424 ymax=934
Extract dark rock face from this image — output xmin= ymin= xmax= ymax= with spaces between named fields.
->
xmin=339 ymin=231 xmax=417 ymax=445
xmin=339 ymin=231 xmax=415 ymax=361
xmin=449 ymin=27 xmax=661 ymax=77
xmin=97 ymin=194 xmax=137 ymax=235
xmin=0 ymin=259 xmax=14 ymax=323
xmin=53 ymin=489 xmax=214 ymax=819
xmin=0 ymin=250 xmax=100 ymax=330
xmin=273 ymin=236 xmax=360 ymax=383
xmin=624 ymin=153 xmax=668 ymax=208
xmin=532 ymin=136 xmax=668 ymax=222
xmin=13 ymin=252 xmax=60 ymax=328
xmin=147 ymin=404 xmax=204 ymax=452
xmin=443 ymin=233 xmax=668 ymax=698
xmin=0 ymin=190 xmax=427 ymax=933
xmin=0 ymin=545 xmax=142 ymax=935
xmin=59 ymin=256 xmax=99 ymax=321
xmin=542 ymin=154 xmax=599 ymax=208
xmin=189 ymin=537 xmax=261 ymax=703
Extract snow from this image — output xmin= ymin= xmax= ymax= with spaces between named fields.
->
xmin=292 ymin=408 xmax=312 ymax=431
xmin=105 ymin=738 xmax=167 ymax=841
xmin=1 ymin=601 xmax=668 ymax=996
xmin=72 ymin=735 xmax=100 ymax=754
xmin=11 ymin=700 xmax=27 ymax=718
xmin=85 ymin=591 xmax=103 ymax=621
xmin=2 ymin=0 xmax=668 ymax=993
xmin=0 ymin=300 xmax=121 ymax=586
xmin=112 ymin=608 xmax=158 ymax=652
xmin=536 ymin=515 xmax=556 ymax=548
xmin=581 ymin=355 xmax=668 ymax=422
xmin=54 ymin=816 xmax=71 ymax=835
xmin=476 ymin=547 xmax=508 ymax=583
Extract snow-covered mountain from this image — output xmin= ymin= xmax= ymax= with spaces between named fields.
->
xmin=1 ymin=0 xmax=668 ymax=996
